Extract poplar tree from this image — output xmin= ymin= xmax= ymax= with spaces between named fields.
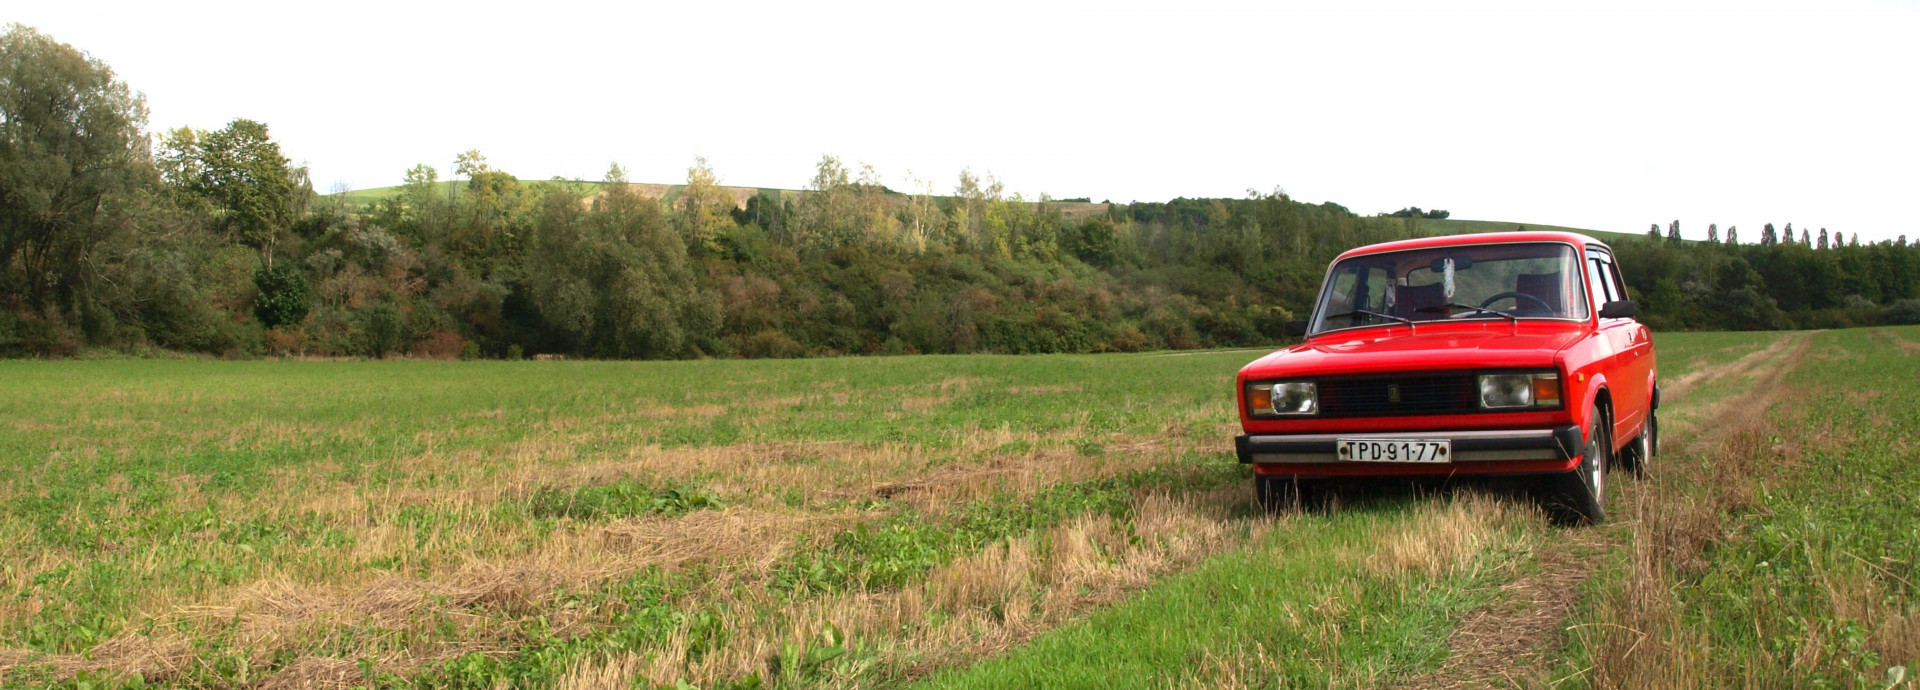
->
xmin=1667 ymin=220 xmax=1680 ymax=242
xmin=1708 ymin=224 xmax=1719 ymax=243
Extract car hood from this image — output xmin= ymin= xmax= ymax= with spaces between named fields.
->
xmin=1243 ymin=324 xmax=1584 ymax=378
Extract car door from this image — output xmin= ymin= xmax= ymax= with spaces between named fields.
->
xmin=1586 ymin=245 xmax=1650 ymax=442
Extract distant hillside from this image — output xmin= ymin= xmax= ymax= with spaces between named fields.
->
xmin=1412 ymin=218 xmax=1637 ymax=243
xmin=332 ymin=180 xmax=788 ymax=210
xmin=327 ymin=183 xmax=1612 ymax=237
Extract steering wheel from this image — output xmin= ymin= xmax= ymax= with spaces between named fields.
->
xmin=1478 ymin=291 xmax=1554 ymax=313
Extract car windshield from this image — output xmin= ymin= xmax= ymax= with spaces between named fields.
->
xmin=1310 ymin=242 xmax=1588 ymax=335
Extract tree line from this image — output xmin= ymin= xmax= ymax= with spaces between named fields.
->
xmin=1627 ymin=221 xmax=1920 ymax=331
xmin=2 ymin=24 xmax=1916 ymax=359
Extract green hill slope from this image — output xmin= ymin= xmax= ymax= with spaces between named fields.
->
xmin=329 ymin=184 xmax=1625 ymax=241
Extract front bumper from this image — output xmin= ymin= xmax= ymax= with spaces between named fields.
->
xmin=1235 ymin=425 xmax=1583 ymax=475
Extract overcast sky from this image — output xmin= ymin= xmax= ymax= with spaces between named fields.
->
xmin=10 ymin=0 xmax=1919 ymax=241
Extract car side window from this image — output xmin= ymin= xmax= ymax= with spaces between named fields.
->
xmin=1604 ymin=260 xmax=1629 ymax=303
xmin=1585 ymin=255 xmax=1613 ymax=309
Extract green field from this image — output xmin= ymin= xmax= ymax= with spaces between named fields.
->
xmin=2 ymin=330 xmax=1915 ymax=688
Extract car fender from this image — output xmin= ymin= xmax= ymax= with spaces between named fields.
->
xmin=1575 ymin=372 xmax=1607 ymax=445
xmin=1555 ymin=345 xmax=1609 ymax=445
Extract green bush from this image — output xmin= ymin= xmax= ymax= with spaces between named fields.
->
xmin=0 ymin=309 xmax=81 ymax=357
xmin=357 ymin=303 xmax=404 ymax=357
xmin=1884 ymin=299 xmax=1920 ymax=325
xmin=741 ymin=329 xmax=804 ymax=358
xmin=251 ymin=263 xmax=311 ymax=328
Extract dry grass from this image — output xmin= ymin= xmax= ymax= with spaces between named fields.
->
xmin=1185 ymin=641 xmax=1286 ymax=690
xmin=1365 ymin=491 xmax=1529 ymax=581
xmin=8 ymin=506 xmax=871 ymax=685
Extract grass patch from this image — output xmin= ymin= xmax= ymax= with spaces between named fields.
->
xmin=527 ymin=479 xmax=721 ymax=521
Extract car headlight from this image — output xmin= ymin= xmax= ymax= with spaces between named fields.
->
xmin=1248 ymin=381 xmax=1317 ymax=417
xmin=1479 ymin=372 xmax=1561 ymax=409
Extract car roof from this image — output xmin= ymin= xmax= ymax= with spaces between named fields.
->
xmin=1332 ymin=231 xmax=1605 ymax=262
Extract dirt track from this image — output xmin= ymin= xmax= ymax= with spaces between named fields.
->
xmin=1403 ymin=333 xmax=1809 ymax=688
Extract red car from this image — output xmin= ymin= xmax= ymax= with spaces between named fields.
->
xmin=1234 ymin=231 xmax=1657 ymax=524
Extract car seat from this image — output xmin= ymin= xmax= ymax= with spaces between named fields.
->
xmin=1515 ymin=272 xmax=1563 ymax=315
xmin=1394 ymin=282 xmax=1447 ymax=319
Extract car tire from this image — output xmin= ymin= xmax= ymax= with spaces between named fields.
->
xmin=1256 ymin=475 xmax=1316 ymax=513
xmin=1624 ymin=406 xmax=1657 ymax=477
xmin=1547 ymin=415 xmax=1608 ymax=526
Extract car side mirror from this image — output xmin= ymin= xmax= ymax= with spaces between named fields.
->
xmin=1599 ymin=300 xmax=1637 ymax=319
xmin=1284 ymin=320 xmax=1308 ymax=337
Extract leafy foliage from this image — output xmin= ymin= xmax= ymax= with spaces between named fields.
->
xmin=0 ymin=24 xmax=152 ymax=315
xmin=160 ymin=119 xmax=304 ymax=249
xmin=250 ymin=262 xmax=309 ymax=328
xmin=527 ymin=479 xmax=721 ymax=521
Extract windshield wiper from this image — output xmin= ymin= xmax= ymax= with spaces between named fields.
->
xmin=1414 ymin=303 xmax=1519 ymax=324
xmin=1322 ymin=309 xmax=1414 ymax=329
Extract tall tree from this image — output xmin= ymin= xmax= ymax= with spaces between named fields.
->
xmin=1648 ymin=223 xmax=1660 ymax=241
xmin=675 ymin=156 xmax=734 ymax=256
xmin=1762 ymin=223 xmax=1777 ymax=246
xmin=526 ymin=164 xmax=719 ymax=357
xmin=447 ymin=150 xmax=525 ymax=262
xmin=1851 ymin=232 xmax=1859 ymax=247
xmin=1800 ymin=228 xmax=1810 ymax=246
xmin=1727 ymin=226 xmax=1739 ymax=245
xmin=789 ymin=154 xmax=862 ymax=251
xmin=161 ymin=119 xmax=303 ymax=254
xmin=1707 ymin=223 xmax=1719 ymax=243
xmin=1818 ymin=228 xmax=1829 ymax=250
xmin=1666 ymin=220 xmax=1680 ymax=242
xmin=0 ymin=24 xmax=153 ymax=311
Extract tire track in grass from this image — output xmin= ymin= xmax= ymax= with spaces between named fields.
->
xmin=908 ymin=492 xmax=1545 ymax=690
xmin=269 ymin=461 xmax=1247 ymax=690
xmin=1406 ymin=332 xmax=1809 ymax=688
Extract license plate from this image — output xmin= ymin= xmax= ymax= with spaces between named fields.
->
xmin=1338 ymin=438 xmax=1451 ymax=463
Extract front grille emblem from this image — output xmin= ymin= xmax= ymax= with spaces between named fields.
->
xmin=1387 ymin=384 xmax=1401 ymax=404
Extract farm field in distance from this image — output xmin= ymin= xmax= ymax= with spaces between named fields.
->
xmin=2 ymin=328 xmax=1917 ymax=689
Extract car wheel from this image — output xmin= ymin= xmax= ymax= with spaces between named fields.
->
xmin=1547 ymin=415 xmax=1608 ymax=526
xmin=1626 ymin=407 xmax=1657 ymax=477
xmin=1647 ymin=406 xmax=1659 ymax=457
xmin=1256 ymin=475 xmax=1317 ymax=513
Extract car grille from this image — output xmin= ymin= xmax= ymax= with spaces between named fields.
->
xmin=1318 ymin=373 xmax=1479 ymax=418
